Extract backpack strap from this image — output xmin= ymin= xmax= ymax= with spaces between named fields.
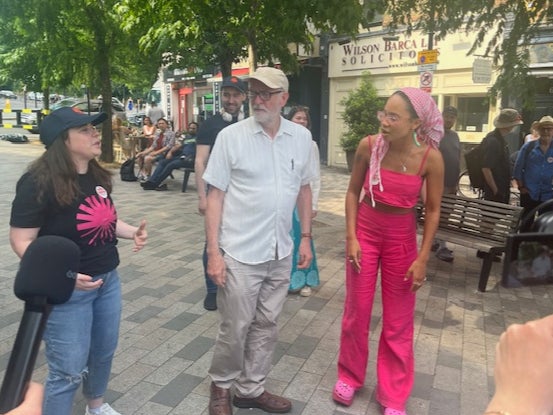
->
xmin=521 ymin=141 xmax=538 ymax=178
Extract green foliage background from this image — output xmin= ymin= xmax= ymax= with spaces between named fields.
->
xmin=339 ymin=73 xmax=384 ymax=152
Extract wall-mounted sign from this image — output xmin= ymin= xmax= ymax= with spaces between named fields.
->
xmin=417 ymin=49 xmax=439 ymax=65
xmin=472 ymin=58 xmax=492 ymax=83
xmin=420 ymin=71 xmax=434 ymax=87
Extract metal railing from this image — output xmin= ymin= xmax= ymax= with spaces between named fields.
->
xmin=0 ymin=109 xmax=49 ymax=130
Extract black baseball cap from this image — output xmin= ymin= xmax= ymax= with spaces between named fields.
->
xmin=221 ymin=76 xmax=247 ymax=94
xmin=40 ymin=107 xmax=107 ymax=148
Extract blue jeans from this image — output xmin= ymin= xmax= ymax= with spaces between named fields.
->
xmin=149 ymin=157 xmax=193 ymax=186
xmin=203 ymin=243 xmax=217 ymax=294
xmin=42 ymin=270 xmax=122 ymax=415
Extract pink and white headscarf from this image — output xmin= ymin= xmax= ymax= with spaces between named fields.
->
xmin=368 ymin=87 xmax=444 ymax=204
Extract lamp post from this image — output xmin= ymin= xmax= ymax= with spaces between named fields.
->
xmin=81 ymin=84 xmax=91 ymax=115
xmin=427 ymin=0 xmax=436 ymax=50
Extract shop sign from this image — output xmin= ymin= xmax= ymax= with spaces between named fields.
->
xmin=472 ymin=58 xmax=492 ymax=83
xmin=338 ymin=36 xmax=433 ymax=73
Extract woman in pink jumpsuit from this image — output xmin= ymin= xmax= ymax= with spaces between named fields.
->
xmin=333 ymin=88 xmax=445 ymax=415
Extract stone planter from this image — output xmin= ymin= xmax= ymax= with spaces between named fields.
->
xmin=345 ymin=149 xmax=355 ymax=172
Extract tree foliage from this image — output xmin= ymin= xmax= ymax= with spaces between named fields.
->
xmin=385 ymin=0 xmax=553 ymax=108
xmin=339 ymin=73 xmax=384 ymax=152
xmin=117 ymin=0 xmax=382 ymax=77
xmin=0 ymin=0 xmax=159 ymax=162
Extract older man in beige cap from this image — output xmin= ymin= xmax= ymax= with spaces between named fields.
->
xmin=203 ymin=66 xmax=315 ymax=415
xmin=480 ymin=108 xmax=523 ymax=203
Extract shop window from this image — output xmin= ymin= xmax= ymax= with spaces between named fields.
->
xmin=456 ymin=96 xmax=489 ymax=132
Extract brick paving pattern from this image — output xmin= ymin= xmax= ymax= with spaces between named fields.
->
xmin=1 ymin=136 xmax=552 ymax=415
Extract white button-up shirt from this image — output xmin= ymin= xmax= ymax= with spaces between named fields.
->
xmin=203 ymin=116 xmax=314 ymax=264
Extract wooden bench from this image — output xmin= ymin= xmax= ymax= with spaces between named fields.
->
xmin=417 ymin=194 xmax=523 ymax=292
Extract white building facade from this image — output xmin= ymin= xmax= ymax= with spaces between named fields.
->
xmin=327 ymin=29 xmax=499 ymax=168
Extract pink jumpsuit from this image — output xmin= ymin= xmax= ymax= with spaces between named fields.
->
xmin=337 ymin=148 xmax=430 ymax=411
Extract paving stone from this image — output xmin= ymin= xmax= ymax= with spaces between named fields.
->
xmin=126 ymin=305 xmax=165 ymax=323
xmin=1 ymin=139 xmax=552 ymax=415
xmin=162 ymin=311 xmax=201 ymax=331
xmin=175 ymin=336 xmax=214 ymax=361
xmin=150 ymin=372 xmax=203 ymax=407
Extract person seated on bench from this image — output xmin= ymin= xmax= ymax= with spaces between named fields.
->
xmin=142 ymin=121 xmax=198 ymax=191
xmin=135 ymin=118 xmax=175 ymax=181
xmin=140 ymin=115 xmax=156 ymax=150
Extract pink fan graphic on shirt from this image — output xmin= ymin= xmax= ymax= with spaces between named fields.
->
xmin=76 ymin=195 xmax=117 ymax=245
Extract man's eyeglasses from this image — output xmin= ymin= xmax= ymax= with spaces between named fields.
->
xmin=377 ymin=111 xmax=401 ymax=123
xmin=247 ymin=89 xmax=283 ymax=101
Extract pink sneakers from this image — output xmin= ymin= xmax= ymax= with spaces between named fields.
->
xmin=332 ymin=380 xmax=355 ymax=406
xmin=383 ymin=407 xmax=407 ymax=415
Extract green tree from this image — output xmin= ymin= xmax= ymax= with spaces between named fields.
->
xmin=0 ymin=0 xmax=159 ymax=162
xmin=117 ymin=0 xmax=382 ymax=76
xmin=339 ymin=73 xmax=384 ymax=152
xmin=385 ymin=0 xmax=552 ymax=108
xmin=0 ymin=0 xmax=73 ymax=103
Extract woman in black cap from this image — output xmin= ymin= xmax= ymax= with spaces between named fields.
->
xmin=9 ymin=107 xmax=148 ymax=415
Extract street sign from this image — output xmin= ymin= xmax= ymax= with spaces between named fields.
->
xmin=420 ymin=71 xmax=433 ymax=88
xmin=419 ymin=70 xmax=433 ymax=93
xmin=418 ymin=63 xmax=437 ymax=72
xmin=472 ymin=58 xmax=492 ymax=83
xmin=417 ymin=49 xmax=439 ymax=65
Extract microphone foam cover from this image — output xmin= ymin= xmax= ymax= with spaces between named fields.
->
xmin=14 ymin=236 xmax=80 ymax=305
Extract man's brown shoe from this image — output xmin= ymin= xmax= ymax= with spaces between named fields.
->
xmin=209 ymin=382 xmax=232 ymax=415
xmin=233 ymin=390 xmax=291 ymax=413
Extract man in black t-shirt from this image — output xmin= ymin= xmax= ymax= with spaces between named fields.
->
xmin=481 ymin=108 xmax=523 ymax=203
xmin=195 ymin=76 xmax=247 ymax=310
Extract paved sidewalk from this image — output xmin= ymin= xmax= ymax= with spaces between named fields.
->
xmin=1 ymin=137 xmax=553 ymax=415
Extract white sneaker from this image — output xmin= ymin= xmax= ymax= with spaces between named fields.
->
xmin=300 ymin=286 xmax=312 ymax=297
xmin=85 ymin=403 xmax=122 ymax=415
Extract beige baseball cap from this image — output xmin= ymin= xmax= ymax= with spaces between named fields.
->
xmin=249 ymin=67 xmax=289 ymax=92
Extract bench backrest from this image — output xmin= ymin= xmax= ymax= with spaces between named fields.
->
xmin=418 ymin=194 xmax=524 ymax=245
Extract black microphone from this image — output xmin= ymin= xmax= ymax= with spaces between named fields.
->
xmin=0 ymin=236 xmax=80 ymax=413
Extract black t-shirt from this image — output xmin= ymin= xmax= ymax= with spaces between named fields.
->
xmin=10 ymin=171 xmax=120 ymax=276
xmin=439 ymin=129 xmax=461 ymax=188
xmin=196 ymin=113 xmax=234 ymax=147
xmin=480 ymin=129 xmax=512 ymax=200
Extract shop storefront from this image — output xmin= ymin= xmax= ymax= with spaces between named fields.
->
xmin=327 ymin=29 xmax=498 ymax=168
xmin=524 ymin=35 xmax=553 ymax=125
